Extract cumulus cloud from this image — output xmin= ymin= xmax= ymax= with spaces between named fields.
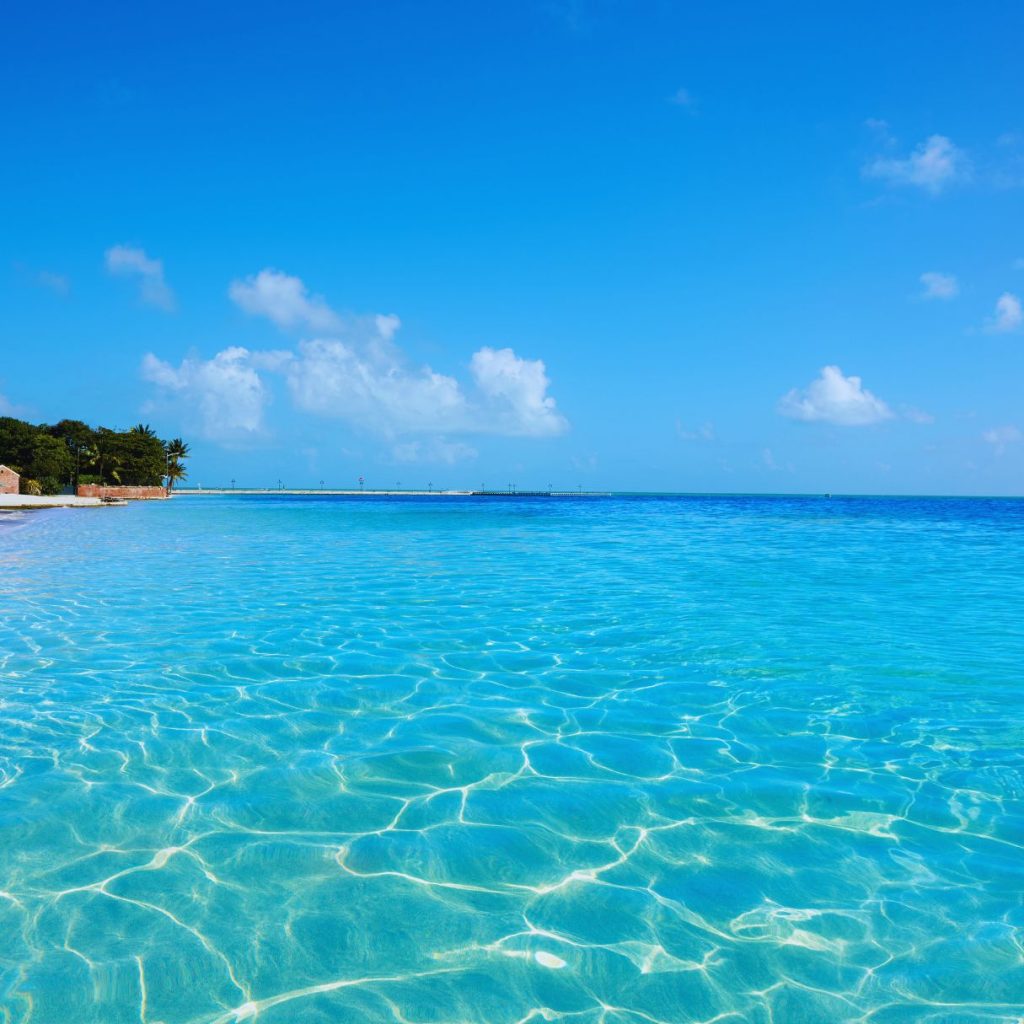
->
xmin=984 ymin=292 xmax=1022 ymax=333
xmin=229 ymin=269 xmax=341 ymax=332
xmin=469 ymin=346 xmax=568 ymax=437
xmin=144 ymin=272 xmax=568 ymax=450
xmin=920 ymin=271 xmax=958 ymax=300
xmin=779 ymin=365 xmax=893 ymax=426
xmin=141 ymin=347 xmax=268 ymax=438
xmin=864 ymin=135 xmax=969 ymax=194
xmin=105 ymin=245 xmax=175 ymax=310
xmin=982 ymin=425 xmax=1021 ymax=454
xmin=285 ymin=335 xmax=470 ymax=435
xmin=281 ymin=335 xmax=566 ymax=439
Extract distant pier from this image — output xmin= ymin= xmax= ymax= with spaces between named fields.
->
xmin=178 ymin=488 xmax=611 ymax=498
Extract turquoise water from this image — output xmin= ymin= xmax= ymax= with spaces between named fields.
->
xmin=1 ymin=494 xmax=1023 ymax=1023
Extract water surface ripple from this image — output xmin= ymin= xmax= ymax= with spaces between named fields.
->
xmin=1 ymin=495 xmax=1023 ymax=1022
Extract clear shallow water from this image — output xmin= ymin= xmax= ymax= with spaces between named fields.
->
xmin=1 ymin=494 xmax=1023 ymax=1024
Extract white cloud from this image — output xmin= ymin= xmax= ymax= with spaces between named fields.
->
xmin=676 ymin=420 xmax=715 ymax=441
xmin=982 ymin=425 xmax=1021 ymax=454
xmin=864 ymin=134 xmax=969 ymax=194
xmin=285 ymin=335 xmax=470 ymax=435
xmin=0 ymin=392 xmax=18 ymax=415
xmin=105 ymin=245 xmax=175 ymax=311
xmin=669 ymin=87 xmax=696 ymax=109
xmin=984 ymin=292 xmax=1022 ymax=333
xmin=920 ymin=271 xmax=958 ymax=300
xmin=143 ymin=283 xmax=568 ymax=447
xmin=779 ymin=365 xmax=893 ymax=426
xmin=902 ymin=406 xmax=935 ymax=425
xmin=229 ymin=269 xmax=341 ymax=332
xmin=283 ymin=335 xmax=566 ymax=439
xmin=141 ymin=347 xmax=268 ymax=438
xmin=469 ymin=346 xmax=568 ymax=437
xmin=37 ymin=270 xmax=70 ymax=296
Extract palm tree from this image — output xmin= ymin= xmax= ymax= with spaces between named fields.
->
xmin=130 ymin=423 xmax=157 ymax=438
xmin=165 ymin=438 xmax=190 ymax=460
xmin=164 ymin=438 xmax=191 ymax=493
xmin=165 ymin=458 xmax=188 ymax=492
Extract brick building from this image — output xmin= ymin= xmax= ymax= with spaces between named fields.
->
xmin=0 ymin=465 xmax=19 ymax=495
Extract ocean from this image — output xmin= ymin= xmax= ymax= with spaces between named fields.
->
xmin=1 ymin=494 xmax=1022 ymax=1022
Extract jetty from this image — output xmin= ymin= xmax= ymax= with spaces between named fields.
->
xmin=178 ymin=488 xmax=611 ymax=498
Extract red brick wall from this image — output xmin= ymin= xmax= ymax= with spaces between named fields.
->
xmin=77 ymin=485 xmax=168 ymax=500
xmin=0 ymin=466 xmax=19 ymax=495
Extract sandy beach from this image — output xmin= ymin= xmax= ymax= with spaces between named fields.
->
xmin=0 ymin=494 xmax=105 ymax=509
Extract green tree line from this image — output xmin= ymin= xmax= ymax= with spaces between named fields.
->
xmin=0 ymin=418 xmax=190 ymax=495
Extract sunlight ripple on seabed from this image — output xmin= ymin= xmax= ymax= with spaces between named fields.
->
xmin=1 ymin=494 xmax=1023 ymax=1023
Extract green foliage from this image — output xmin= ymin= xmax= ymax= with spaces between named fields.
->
xmin=93 ymin=428 xmax=167 ymax=486
xmin=164 ymin=437 xmax=191 ymax=492
xmin=0 ymin=416 xmax=189 ymax=491
xmin=0 ymin=417 xmax=39 ymax=473
xmin=29 ymin=435 xmax=72 ymax=492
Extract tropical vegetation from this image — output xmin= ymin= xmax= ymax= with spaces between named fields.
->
xmin=0 ymin=417 xmax=189 ymax=495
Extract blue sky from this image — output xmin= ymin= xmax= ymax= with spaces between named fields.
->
xmin=2 ymin=1 xmax=1023 ymax=493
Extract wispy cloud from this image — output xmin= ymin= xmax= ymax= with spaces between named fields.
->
xmin=676 ymin=420 xmax=715 ymax=441
xmin=669 ymin=87 xmax=696 ymax=110
xmin=864 ymin=134 xmax=969 ymax=195
xmin=104 ymin=245 xmax=175 ymax=309
xmin=779 ymin=365 xmax=893 ymax=426
xmin=901 ymin=405 xmax=935 ymax=425
xmin=229 ymin=269 xmax=341 ymax=333
xmin=105 ymin=245 xmax=175 ymax=311
xmin=984 ymin=292 xmax=1022 ymax=333
xmin=982 ymin=425 xmax=1021 ymax=454
xmin=37 ymin=270 xmax=70 ymax=296
xmin=391 ymin=438 xmax=478 ymax=464
xmin=920 ymin=271 xmax=958 ymax=300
